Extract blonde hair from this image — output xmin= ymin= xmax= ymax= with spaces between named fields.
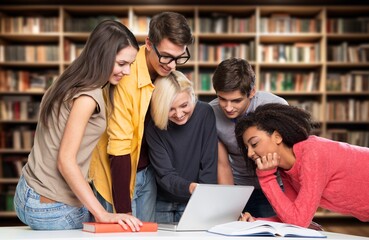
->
xmin=151 ymin=70 xmax=196 ymax=130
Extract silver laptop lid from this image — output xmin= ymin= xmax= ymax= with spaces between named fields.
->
xmin=159 ymin=184 xmax=254 ymax=231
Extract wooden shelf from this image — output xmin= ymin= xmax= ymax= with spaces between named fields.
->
xmin=0 ymin=211 xmax=17 ymax=217
xmin=259 ymin=34 xmax=322 ymax=43
xmin=259 ymin=63 xmax=323 ymax=68
xmin=198 ymin=33 xmax=256 ymax=40
xmin=0 ymin=91 xmax=44 ymax=95
xmin=314 ymin=212 xmax=353 ymax=218
xmin=0 ymin=120 xmax=38 ymax=124
xmin=0 ymin=178 xmax=18 ymax=184
xmin=0 ymin=149 xmax=32 ymax=154
xmin=1 ymin=4 xmax=369 ymax=219
xmin=0 ymin=62 xmax=60 ymax=67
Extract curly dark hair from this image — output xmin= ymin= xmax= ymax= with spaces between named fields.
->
xmin=235 ymin=103 xmax=319 ymax=166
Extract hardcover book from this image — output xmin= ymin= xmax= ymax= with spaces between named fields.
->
xmin=82 ymin=221 xmax=158 ymax=233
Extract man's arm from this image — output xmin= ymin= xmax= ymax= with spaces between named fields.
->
xmin=217 ymin=141 xmax=234 ymax=184
xmin=110 ymin=154 xmax=132 ymax=213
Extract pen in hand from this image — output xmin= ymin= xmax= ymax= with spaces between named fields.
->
xmin=239 ymin=212 xmax=255 ymax=222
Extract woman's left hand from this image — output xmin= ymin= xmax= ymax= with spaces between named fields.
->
xmin=255 ymin=152 xmax=279 ymax=171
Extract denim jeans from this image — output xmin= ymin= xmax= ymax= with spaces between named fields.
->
xmin=14 ymin=175 xmax=92 ymax=230
xmin=90 ymin=182 xmax=114 ymax=213
xmin=243 ymin=188 xmax=276 ymax=218
xmin=131 ymin=165 xmax=157 ymax=222
xmin=155 ymin=197 xmax=187 ymax=223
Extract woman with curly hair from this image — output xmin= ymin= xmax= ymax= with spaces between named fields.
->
xmin=235 ymin=103 xmax=369 ymax=227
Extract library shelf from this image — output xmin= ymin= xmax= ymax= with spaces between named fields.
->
xmin=0 ymin=4 xmax=368 ymax=219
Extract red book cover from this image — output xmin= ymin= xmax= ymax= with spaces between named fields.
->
xmin=82 ymin=222 xmax=158 ymax=233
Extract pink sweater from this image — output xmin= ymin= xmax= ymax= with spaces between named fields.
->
xmin=257 ymin=136 xmax=369 ymax=227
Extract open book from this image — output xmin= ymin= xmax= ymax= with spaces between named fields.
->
xmin=208 ymin=220 xmax=326 ymax=238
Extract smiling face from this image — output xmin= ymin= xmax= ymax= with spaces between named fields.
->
xmin=168 ymin=91 xmax=195 ymax=126
xmin=146 ymin=38 xmax=188 ymax=79
xmin=217 ymin=89 xmax=255 ymax=119
xmin=243 ymin=126 xmax=279 ymax=163
xmin=109 ymin=46 xmax=138 ymax=85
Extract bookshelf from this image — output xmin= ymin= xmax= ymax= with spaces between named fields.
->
xmin=325 ymin=7 xmax=369 ymax=147
xmin=0 ymin=5 xmax=369 ymax=219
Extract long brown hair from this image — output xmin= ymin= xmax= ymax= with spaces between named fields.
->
xmin=39 ymin=19 xmax=138 ymax=126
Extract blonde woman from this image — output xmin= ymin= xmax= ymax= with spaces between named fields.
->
xmin=146 ymin=70 xmax=218 ymax=223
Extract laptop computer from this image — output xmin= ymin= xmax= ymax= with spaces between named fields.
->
xmin=158 ymin=184 xmax=254 ymax=231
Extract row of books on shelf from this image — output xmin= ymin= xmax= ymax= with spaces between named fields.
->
xmin=1 ymin=12 xmax=369 ymax=35
xmin=64 ymin=15 xmax=128 ymax=33
xmin=0 ymin=97 xmax=41 ymax=121
xmin=326 ymin=130 xmax=369 ymax=147
xmin=199 ymin=73 xmax=214 ymax=91
xmin=327 ymin=42 xmax=369 ymax=63
xmin=1 ymin=16 xmax=59 ymax=33
xmin=326 ymin=17 xmax=369 ymax=33
xmin=0 ymin=14 xmax=182 ymax=35
xmin=199 ymin=14 xmax=255 ymax=33
xmin=259 ymin=71 xmax=319 ymax=92
xmin=175 ymin=71 xmax=214 ymax=92
xmin=259 ymin=15 xmax=321 ymax=33
xmin=0 ymin=156 xmax=20 ymax=212
xmin=2 ymin=156 xmax=26 ymax=178
xmin=131 ymin=15 xmax=150 ymax=34
xmin=130 ymin=16 xmax=195 ymax=34
xmin=133 ymin=14 xmax=195 ymax=34
xmin=1 ymin=41 xmax=367 ymax=65
xmin=326 ymin=99 xmax=369 ymax=122
xmin=0 ymin=187 xmax=16 ymax=211
xmin=63 ymin=39 xmax=85 ymax=62
xmin=326 ymin=71 xmax=369 ymax=92
xmin=0 ymin=45 xmax=59 ymax=62
xmin=259 ymin=43 xmax=320 ymax=63
xmin=0 ymin=127 xmax=35 ymax=149
xmin=0 ymin=69 xmax=56 ymax=92
xmin=289 ymin=100 xmax=321 ymax=122
xmin=198 ymin=42 xmax=255 ymax=62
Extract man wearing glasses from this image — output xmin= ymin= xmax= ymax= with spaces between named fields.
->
xmin=90 ymin=12 xmax=193 ymax=222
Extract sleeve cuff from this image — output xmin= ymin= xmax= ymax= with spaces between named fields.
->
xmin=256 ymin=168 xmax=277 ymax=177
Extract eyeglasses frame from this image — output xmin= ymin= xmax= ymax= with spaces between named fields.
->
xmin=152 ymin=44 xmax=191 ymax=65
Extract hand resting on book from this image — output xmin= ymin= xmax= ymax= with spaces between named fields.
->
xmin=208 ymin=220 xmax=326 ymax=238
xmin=239 ymin=212 xmax=324 ymax=231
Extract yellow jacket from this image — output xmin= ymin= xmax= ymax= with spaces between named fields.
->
xmin=89 ymin=45 xmax=154 ymax=205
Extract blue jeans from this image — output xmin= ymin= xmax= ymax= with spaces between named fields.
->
xmin=14 ymin=175 xmax=92 ymax=230
xmin=91 ymin=182 xmax=114 ymax=213
xmin=155 ymin=197 xmax=187 ymax=223
xmin=243 ymin=188 xmax=276 ymax=218
xmin=131 ymin=165 xmax=157 ymax=222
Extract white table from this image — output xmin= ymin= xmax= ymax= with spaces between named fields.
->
xmin=1 ymin=226 xmax=369 ymax=240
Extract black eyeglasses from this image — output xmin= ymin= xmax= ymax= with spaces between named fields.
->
xmin=152 ymin=44 xmax=190 ymax=65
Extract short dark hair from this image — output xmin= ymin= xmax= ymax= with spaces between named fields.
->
xmin=148 ymin=12 xmax=193 ymax=46
xmin=212 ymin=58 xmax=255 ymax=97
